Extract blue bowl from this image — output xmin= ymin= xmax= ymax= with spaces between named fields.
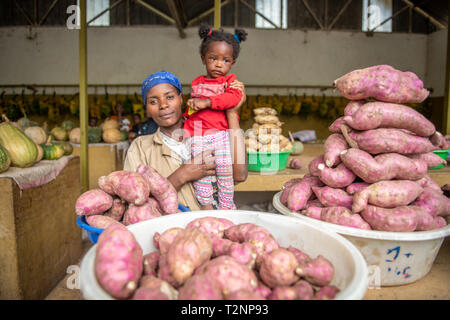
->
xmin=77 ymin=204 xmax=190 ymax=244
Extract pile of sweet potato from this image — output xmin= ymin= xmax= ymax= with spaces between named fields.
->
xmin=280 ymin=65 xmax=449 ymax=232
xmin=75 ymin=164 xmax=179 ymax=228
xmin=94 ymin=217 xmax=339 ymax=300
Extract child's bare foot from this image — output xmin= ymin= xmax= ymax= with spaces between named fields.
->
xmin=201 ymin=204 xmax=214 ymax=210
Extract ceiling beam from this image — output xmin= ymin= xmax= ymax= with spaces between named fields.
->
xmin=400 ymin=0 xmax=446 ymax=30
xmin=13 ymin=0 xmax=34 ymax=26
xmin=187 ymin=0 xmax=232 ymax=27
xmin=328 ymin=0 xmax=353 ymax=31
xmin=240 ymin=0 xmax=280 ymax=29
xmin=39 ymin=0 xmax=59 ymax=26
xmin=133 ymin=0 xmax=175 ymax=25
xmin=88 ymin=0 xmax=123 ymax=25
xmin=167 ymin=0 xmax=186 ymax=38
xmin=302 ymin=0 xmax=324 ymax=30
xmin=368 ymin=4 xmax=410 ymax=33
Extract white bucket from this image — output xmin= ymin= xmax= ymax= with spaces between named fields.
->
xmin=273 ymin=191 xmax=450 ymax=287
xmin=80 ymin=210 xmax=368 ymax=300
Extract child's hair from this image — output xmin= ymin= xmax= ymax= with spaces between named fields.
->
xmin=198 ymin=23 xmax=247 ymax=61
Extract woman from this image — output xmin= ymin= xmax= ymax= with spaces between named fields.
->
xmin=123 ymin=70 xmax=248 ymax=211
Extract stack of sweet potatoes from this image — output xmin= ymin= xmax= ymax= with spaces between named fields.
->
xmin=75 ymin=164 xmax=180 ymax=229
xmin=94 ymin=216 xmax=339 ymax=300
xmin=281 ymin=65 xmax=449 ymax=232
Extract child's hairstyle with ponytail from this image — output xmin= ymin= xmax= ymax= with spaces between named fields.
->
xmin=198 ymin=23 xmax=248 ymax=61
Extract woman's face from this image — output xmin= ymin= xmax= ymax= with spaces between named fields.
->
xmin=145 ymin=83 xmax=183 ymax=130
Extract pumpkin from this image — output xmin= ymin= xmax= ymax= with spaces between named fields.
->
xmin=88 ymin=126 xmax=102 ymax=143
xmin=35 ymin=143 xmax=43 ymax=163
xmin=51 ymin=127 xmax=68 ymax=141
xmin=0 ymin=116 xmax=37 ymax=168
xmin=102 ymin=128 xmax=122 ymax=144
xmin=61 ymin=120 xmax=76 ymax=132
xmin=101 ymin=118 xmax=120 ymax=131
xmin=53 ymin=141 xmax=73 ymax=155
xmin=0 ymin=144 xmax=11 ymax=173
xmin=291 ymin=141 xmax=304 ymax=155
xmin=42 ymin=137 xmax=65 ymax=160
xmin=17 ymin=117 xmax=39 ymax=130
xmin=69 ymin=127 xmax=81 ymax=144
xmin=24 ymin=126 xmax=47 ymax=145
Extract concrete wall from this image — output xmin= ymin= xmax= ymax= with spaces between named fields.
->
xmin=0 ymin=26 xmax=430 ymax=96
xmin=426 ymin=28 xmax=447 ymax=97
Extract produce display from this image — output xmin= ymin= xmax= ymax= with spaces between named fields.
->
xmin=94 ymin=216 xmax=340 ymax=300
xmin=279 ymin=65 xmax=449 ymax=232
xmin=75 ymin=165 xmax=180 ymax=228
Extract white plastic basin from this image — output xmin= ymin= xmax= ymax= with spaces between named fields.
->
xmin=273 ymin=191 xmax=450 ymax=286
xmin=80 ymin=210 xmax=368 ymax=300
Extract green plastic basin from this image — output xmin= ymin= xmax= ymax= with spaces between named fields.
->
xmin=247 ymin=149 xmax=293 ymax=172
xmin=431 ymin=149 xmax=449 ymax=170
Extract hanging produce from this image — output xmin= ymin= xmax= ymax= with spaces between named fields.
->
xmin=101 ymin=86 xmax=112 ymax=119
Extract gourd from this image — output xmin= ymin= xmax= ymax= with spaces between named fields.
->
xmin=53 ymin=141 xmax=73 ymax=155
xmin=0 ymin=144 xmax=11 ymax=173
xmin=35 ymin=143 xmax=43 ymax=163
xmin=0 ymin=115 xmax=37 ymax=168
xmin=69 ymin=127 xmax=81 ymax=144
xmin=42 ymin=137 xmax=65 ymax=160
xmin=101 ymin=118 xmax=120 ymax=131
xmin=24 ymin=126 xmax=47 ymax=145
xmin=102 ymin=128 xmax=122 ymax=144
xmin=61 ymin=120 xmax=75 ymax=132
xmin=51 ymin=126 xmax=68 ymax=141
xmin=88 ymin=126 xmax=102 ymax=143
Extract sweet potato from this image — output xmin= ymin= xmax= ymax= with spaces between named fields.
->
xmin=346 ymin=182 xmax=369 ymax=195
xmin=295 ymin=255 xmax=334 ymax=287
xmin=320 ymin=206 xmax=371 ymax=230
xmin=254 ymin=115 xmax=280 ymax=125
xmin=340 ymin=148 xmax=427 ymax=183
xmin=157 ymin=254 xmax=182 ymax=288
xmin=255 ymin=281 xmax=272 ymax=299
xmin=95 ymin=223 xmax=143 ymax=299
xmin=329 ymin=117 xmax=346 ymax=134
xmin=75 ymin=189 xmax=113 ymax=216
xmin=415 ymin=174 xmax=443 ymax=194
xmin=288 ymin=158 xmax=302 ymax=169
xmin=268 ymin=282 xmax=313 ymax=301
xmin=315 ymin=285 xmax=340 ymax=300
xmin=194 ymin=256 xmax=258 ymax=298
xmin=333 ymin=65 xmax=429 ymax=103
xmin=103 ymin=198 xmax=127 ymax=221
xmin=360 ymin=205 xmax=420 ymax=232
xmin=312 ymin=186 xmax=353 ymax=209
xmin=409 ymin=152 xmax=447 ymax=169
xmin=413 ymin=187 xmax=450 ymax=217
xmin=228 ymin=242 xmax=258 ymax=269
xmin=344 ymin=100 xmax=364 ymax=116
xmin=305 ymin=199 xmax=324 ymax=209
xmin=178 ymin=274 xmax=223 ymax=300
xmin=352 ymin=180 xmax=423 ymax=213
xmin=167 ymin=228 xmax=213 ymax=285
xmin=186 ymin=217 xmax=234 ymax=239
xmin=317 ymin=163 xmax=356 ymax=188
xmin=415 ymin=209 xmax=447 ymax=231
xmin=308 ymin=155 xmax=325 ymax=177
xmin=287 ymin=175 xmax=324 ymax=211
xmin=343 ymin=101 xmax=435 ymax=137
xmin=342 ymin=127 xmax=436 ymax=155
xmin=227 ymin=290 xmax=266 ymax=300
xmin=211 ymin=236 xmax=234 ymax=257
xmin=98 ymin=175 xmax=115 ymax=195
xmin=259 ymin=248 xmax=300 ymax=288
xmin=287 ymin=246 xmax=312 ymax=265
xmin=122 ymin=200 xmax=162 ymax=226
xmin=430 ymin=131 xmax=449 ymax=150
xmin=136 ymin=164 xmax=178 ymax=214
xmin=143 ymin=251 xmax=160 ymax=276
xmin=301 ymin=207 xmax=322 ymax=220
xmin=86 ymin=215 xmax=121 ymax=229
xmin=323 ymin=134 xmax=348 ymax=167
xmin=132 ymin=275 xmax=178 ymax=300
xmin=154 ymin=227 xmax=184 ymax=254
xmin=101 ymin=171 xmax=150 ymax=206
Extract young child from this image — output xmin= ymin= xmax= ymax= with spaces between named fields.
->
xmin=183 ymin=23 xmax=247 ymax=210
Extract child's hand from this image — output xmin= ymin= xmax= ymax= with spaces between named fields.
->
xmin=187 ymin=98 xmax=211 ymax=111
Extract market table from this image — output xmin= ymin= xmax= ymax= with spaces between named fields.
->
xmin=0 ymin=156 xmax=83 ymax=300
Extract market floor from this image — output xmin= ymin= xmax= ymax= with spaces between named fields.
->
xmin=45 ymin=237 xmax=450 ymax=300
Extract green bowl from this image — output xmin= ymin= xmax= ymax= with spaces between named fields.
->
xmin=247 ymin=149 xmax=293 ymax=172
xmin=431 ymin=149 xmax=449 ymax=170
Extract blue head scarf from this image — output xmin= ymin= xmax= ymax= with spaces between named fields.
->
xmin=141 ymin=70 xmax=182 ymax=105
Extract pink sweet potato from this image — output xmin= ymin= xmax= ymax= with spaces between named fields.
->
xmin=194 ymin=256 xmax=258 ymax=298
xmin=415 ymin=174 xmax=443 ymax=194
xmin=75 ymin=189 xmax=113 ymax=216
xmin=360 ymin=205 xmax=420 ymax=232
xmin=409 ymin=152 xmax=447 ymax=169
xmin=329 ymin=117 xmax=346 ymax=133
xmin=333 ymin=65 xmax=429 ymax=103
xmin=430 ymin=131 xmax=449 ymax=150
xmin=317 ymin=162 xmax=356 ymax=188
xmin=186 ymin=217 xmax=234 ymax=239
xmin=132 ymin=275 xmax=178 ymax=300
xmin=268 ymin=283 xmax=313 ymax=301
xmin=259 ymin=248 xmax=300 ymax=288
xmin=312 ymin=186 xmax=353 ymax=209
xmin=343 ymin=101 xmax=435 ymax=137
xmin=86 ymin=215 xmax=121 ymax=229
xmin=320 ymin=206 xmax=371 ymax=230
xmin=287 ymin=246 xmax=312 ymax=265
xmin=156 ymin=227 xmax=184 ymax=254
xmin=315 ymin=285 xmax=340 ymax=300
xmin=308 ymin=155 xmax=325 ymax=177
xmin=255 ymin=281 xmax=272 ymax=299
xmin=301 ymin=207 xmax=322 ymax=220
xmin=296 ymin=255 xmax=334 ymax=287
xmin=305 ymin=199 xmax=325 ymax=209
xmin=413 ymin=187 xmax=450 ymax=217
xmin=178 ymin=274 xmax=223 ymax=300
xmin=344 ymin=100 xmax=364 ymax=116
xmin=143 ymin=251 xmax=160 ymax=276
xmin=415 ymin=209 xmax=447 ymax=231
xmin=343 ymin=127 xmax=436 ymax=155
xmin=340 ymin=148 xmax=427 ymax=183
xmin=227 ymin=290 xmax=266 ymax=300
xmin=98 ymin=175 xmax=115 ymax=195
xmin=157 ymin=254 xmax=182 ymax=288
xmin=287 ymin=175 xmax=324 ymax=211
xmin=122 ymin=200 xmax=162 ymax=226
xmin=102 ymin=171 xmax=150 ymax=205
xmin=211 ymin=236 xmax=234 ymax=257
xmin=280 ymin=178 xmax=304 ymax=205
xmin=137 ymin=164 xmax=178 ymax=214
xmin=352 ymin=180 xmax=423 ymax=213
xmin=228 ymin=242 xmax=258 ymax=269
xmin=95 ymin=223 xmax=143 ymax=299
xmin=346 ymin=182 xmax=369 ymax=195
xmin=167 ymin=228 xmax=213 ymax=285
xmin=103 ymin=198 xmax=127 ymax=221
xmin=288 ymin=158 xmax=302 ymax=169
xmin=323 ymin=134 xmax=348 ymax=167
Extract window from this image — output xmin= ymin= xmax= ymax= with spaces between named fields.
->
xmin=77 ymin=0 xmax=110 ymax=26
xmin=255 ymin=0 xmax=287 ymax=29
xmin=362 ymin=0 xmax=392 ymax=32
